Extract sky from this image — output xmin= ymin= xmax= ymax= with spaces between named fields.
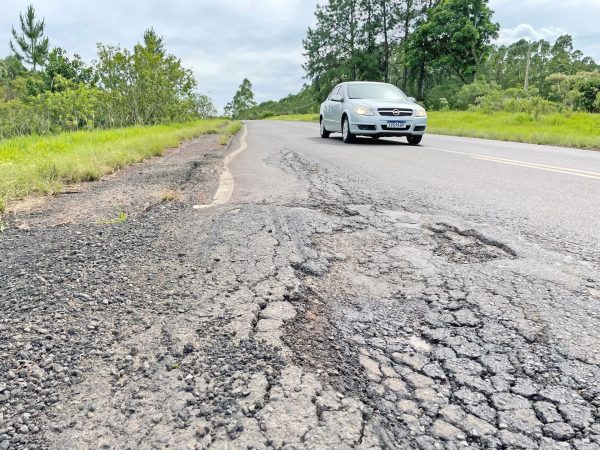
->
xmin=1 ymin=0 xmax=599 ymax=110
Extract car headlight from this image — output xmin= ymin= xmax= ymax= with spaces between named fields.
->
xmin=354 ymin=105 xmax=374 ymax=116
xmin=415 ymin=106 xmax=427 ymax=117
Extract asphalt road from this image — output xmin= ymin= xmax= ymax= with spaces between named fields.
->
xmin=233 ymin=121 xmax=600 ymax=262
xmin=1 ymin=122 xmax=599 ymax=449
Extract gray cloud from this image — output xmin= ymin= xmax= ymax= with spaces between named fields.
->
xmin=1 ymin=0 xmax=598 ymax=111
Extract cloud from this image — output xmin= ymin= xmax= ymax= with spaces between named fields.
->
xmin=0 ymin=0 xmax=318 ymax=111
xmin=497 ymin=24 xmax=569 ymax=46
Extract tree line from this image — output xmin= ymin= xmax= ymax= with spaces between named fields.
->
xmin=244 ymin=0 xmax=599 ymax=119
xmin=0 ymin=5 xmax=217 ymax=140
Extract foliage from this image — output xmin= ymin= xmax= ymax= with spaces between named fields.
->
xmin=409 ymin=0 xmax=499 ymax=85
xmin=303 ymin=0 xmax=416 ymax=100
xmin=472 ymin=87 xmax=561 ymax=118
xmin=96 ymin=28 xmax=199 ymax=126
xmin=0 ymin=119 xmax=231 ymax=212
xmin=245 ymin=86 xmax=318 ymax=119
xmin=452 ymin=80 xmax=500 ymax=110
xmin=10 ymin=4 xmax=50 ymax=71
xmin=483 ymin=36 xmax=598 ymax=96
xmin=547 ymin=71 xmax=600 ymax=113
xmin=40 ymin=48 xmax=97 ymax=92
xmin=224 ymin=78 xmax=256 ymax=119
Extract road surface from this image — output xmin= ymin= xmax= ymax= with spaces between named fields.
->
xmin=0 ymin=122 xmax=599 ymax=449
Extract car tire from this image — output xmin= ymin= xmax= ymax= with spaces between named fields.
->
xmin=407 ymin=135 xmax=423 ymax=145
xmin=320 ymin=118 xmax=330 ymax=138
xmin=342 ymin=116 xmax=355 ymax=143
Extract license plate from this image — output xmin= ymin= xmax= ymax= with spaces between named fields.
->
xmin=387 ymin=121 xmax=407 ymax=128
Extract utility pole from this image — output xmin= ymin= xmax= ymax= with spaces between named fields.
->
xmin=524 ymin=41 xmax=532 ymax=90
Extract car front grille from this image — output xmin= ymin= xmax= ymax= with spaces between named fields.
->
xmin=381 ymin=125 xmax=411 ymax=131
xmin=378 ymin=108 xmax=413 ymax=117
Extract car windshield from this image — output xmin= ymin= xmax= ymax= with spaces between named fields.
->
xmin=348 ymin=83 xmax=407 ymax=100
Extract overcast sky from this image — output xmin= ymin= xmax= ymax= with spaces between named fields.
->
xmin=1 ymin=0 xmax=599 ymax=110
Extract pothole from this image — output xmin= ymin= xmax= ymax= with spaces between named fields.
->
xmin=428 ymin=223 xmax=517 ymax=264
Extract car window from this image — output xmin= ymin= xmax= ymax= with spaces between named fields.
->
xmin=347 ymin=83 xmax=407 ymax=100
xmin=328 ymin=85 xmax=341 ymax=100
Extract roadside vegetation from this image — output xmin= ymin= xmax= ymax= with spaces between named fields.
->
xmin=0 ymin=5 xmax=218 ymax=141
xmin=427 ymin=111 xmax=600 ymax=149
xmin=268 ymin=114 xmax=319 ymax=123
xmin=0 ymin=5 xmax=237 ymax=211
xmin=0 ymin=119 xmax=232 ymax=212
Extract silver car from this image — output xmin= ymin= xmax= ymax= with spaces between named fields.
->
xmin=319 ymin=81 xmax=427 ymax=144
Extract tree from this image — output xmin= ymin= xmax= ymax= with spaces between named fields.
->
xmin=408 ymin=0 xmax=499 ymax=95
xmin=96 ymin=28 xmax=199 ymax=126
xmin=193 ymin=93 xmax=218 ymax=118
xmin=225 ymin=78 xmax=256 ymax=119
xmin=0 ymin=56 xmax=27 ymax=81
xmin=42 ymin=48 xmax=96 ymax=92
xmin=10 ymin=5 xmax=50 ymax=71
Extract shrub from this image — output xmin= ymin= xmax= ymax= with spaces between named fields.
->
xmin=453 ymin=80 xmax=500 ymax=110
xmin=473 ymin=87 xmax=561 ymax=119
xmin=547 ymin=71 xmax=600 ymax=112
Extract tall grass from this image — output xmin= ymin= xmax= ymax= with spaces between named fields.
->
xmin=0 ymin=119 xmax=235 ymax=212
xmin=427 ymin=111 xmax=600 ymax=149
xmin=268 ymin=114 xmax=319 ymax=122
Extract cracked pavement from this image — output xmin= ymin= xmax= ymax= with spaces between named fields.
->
xmin=1 ymin=122 xmax=599 ymax=449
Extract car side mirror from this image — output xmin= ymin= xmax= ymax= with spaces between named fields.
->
xmin=408 ymin=97 xmax=417 ymax=103
xmin=331 ymin=95 xmax=342 ymax=102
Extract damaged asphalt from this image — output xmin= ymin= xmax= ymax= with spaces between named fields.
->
xmin=0 ymin=121 xmax=599 ymax=449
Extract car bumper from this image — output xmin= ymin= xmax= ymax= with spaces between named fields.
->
xmin=349 ymin=113 xmax=427 ymax=137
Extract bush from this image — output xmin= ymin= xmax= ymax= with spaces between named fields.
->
xmin=453 ymin=80 xmax=500 ymax=110
xmin=547 ymin=71 xmax=600 ymax=112
xmin=0 ymin=99 xmax=50 ymax=139
xmin=472 ymin=87 xmax=561 ymax=119
xmin=424 ymin=82 xmax=461 ymax=110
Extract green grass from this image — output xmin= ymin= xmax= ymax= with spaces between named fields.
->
xmin=268 ymin=113 xmax=319 ymax=122
xmin=0 ymin=119 xmax=236 ymax=213
xmin=98 ymin=209 xmax=128 ymax=225
xmin=428 ymin=111 xmax=600 ymax=149
xmin=219 ymin=121 xmax=243 ymax=145
xmin=268 ymin=111 xmax=600 ymax=150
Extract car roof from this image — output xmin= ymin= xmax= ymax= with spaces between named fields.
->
xmin=344 ymin=81 xmax=392 ymax=85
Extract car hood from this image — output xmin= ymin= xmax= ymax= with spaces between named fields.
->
xmin=353 ymin=99 xmax=416 ymax=109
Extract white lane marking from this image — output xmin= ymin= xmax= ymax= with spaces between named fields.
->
xmin=193 ymin=124 xmax=248 ymax=209
xmin=423 ymin=146 xmax=600 ymax=180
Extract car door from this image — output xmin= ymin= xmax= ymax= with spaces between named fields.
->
xmin=324 ymin=85 xmax=341 ymax=130
xmin=330 ymin=84 xmax=345 ymax=131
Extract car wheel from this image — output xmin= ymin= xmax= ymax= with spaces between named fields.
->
xmin=342 ymin=116 xmax=355 ymax=143
xmin=320 ymin=118 xmax=330 ymax=138
xmin=407 ymin=135 xmax=423 ymax=145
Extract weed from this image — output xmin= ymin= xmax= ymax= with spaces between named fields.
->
xmin=99 ymin=209 xmax=128 ymax=225
xmin=159 ymin=190 xmax=181 ymax=202
xmin=0 ymin=221 xmax=7 ymax=233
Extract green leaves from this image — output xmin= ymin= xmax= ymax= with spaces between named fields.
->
xmin=225 ymin=79 xmax=256 ymax=119
xmin=409 ymin=0 xmax=499 ymax=84
xmin=95 ymin=28 xmax=200 ymax=126
xmin=10 ymin=4 xmax=50 ymax=71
